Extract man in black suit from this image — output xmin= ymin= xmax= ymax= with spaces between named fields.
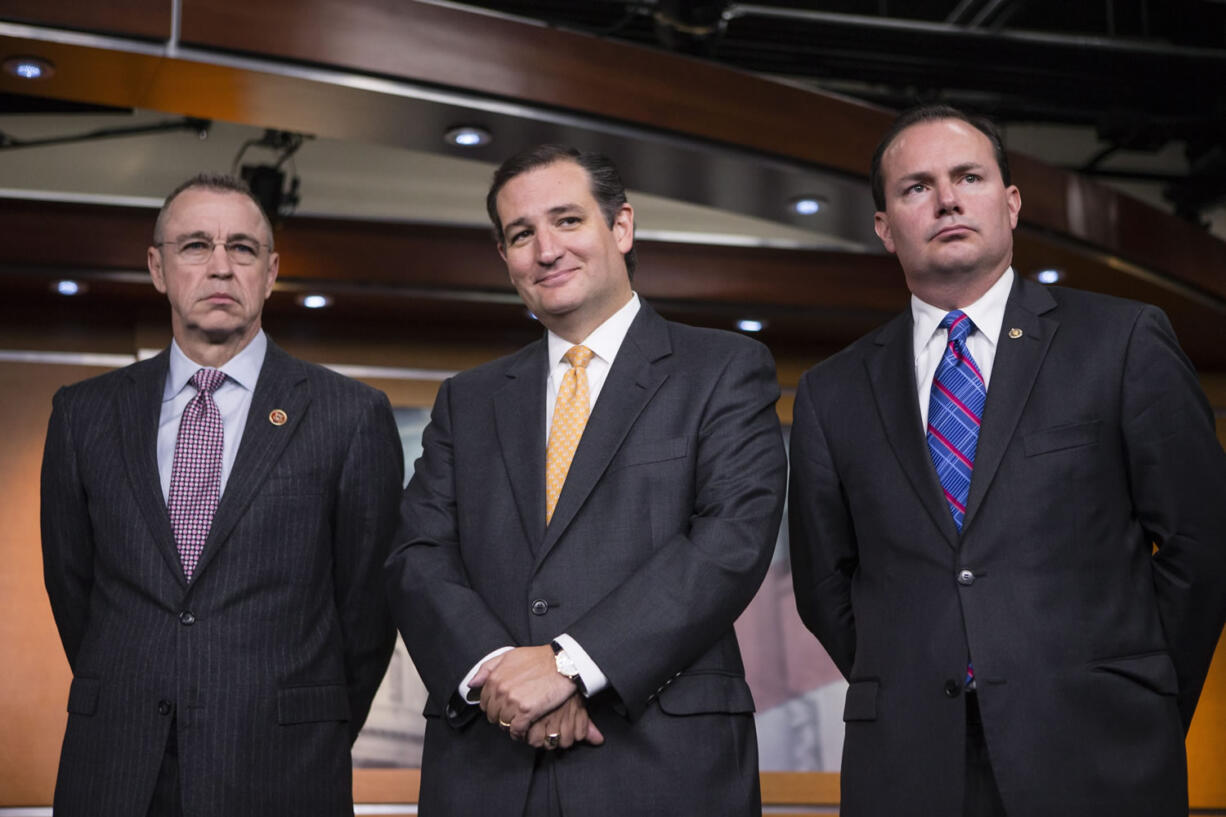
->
xmin=789 ymin=105 xmax=1226 ymax=817
xmin=385 ymin=145 xmax=788 ymax=815
xmin=41 ymin=173 xmax=403 ymax=816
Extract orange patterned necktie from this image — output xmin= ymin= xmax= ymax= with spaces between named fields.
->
xmin=545 ymin=345 xmax=594 ymax=524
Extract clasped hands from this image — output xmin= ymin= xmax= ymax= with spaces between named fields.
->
xmin=470 ymin=644 xmax=605 ymax=750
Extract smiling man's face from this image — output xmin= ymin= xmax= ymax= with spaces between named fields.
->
xmin=874 ymin=117 xmax=1020 ymax=297
xmin=496 ymin=159 xmax=634 ymax=343
xmin=148 ymin=188 xmax=278 ymax=356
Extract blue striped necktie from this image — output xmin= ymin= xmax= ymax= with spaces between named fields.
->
xmin=926 ymin=310 xmax=986 ymax=532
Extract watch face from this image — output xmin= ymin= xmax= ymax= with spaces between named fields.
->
xmin=555 ymin=652 xmax=578 ymax=678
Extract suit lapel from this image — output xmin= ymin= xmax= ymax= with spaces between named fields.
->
xmin=534 ymin=304 xmax=671 ymax=569
xmin=120 ymin=351 xmax=187 ymax=585
xmin=190 ymin=341 xmax=311 ymax=583
xmin=865 ymin=312 xmax=961 ymax=548
xmin=962 ymin=278 xmax=1057 ymax=533
xmin=493 ymin=341 xmax=549 ymax=549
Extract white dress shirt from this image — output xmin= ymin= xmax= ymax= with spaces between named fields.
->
xmin=459 ymin=294 xmax=641 ymax=702
xmin=157 ymin=331 xmax=267 ymax=502
xmin=912 ymin=268 xmax=1013 ymax=429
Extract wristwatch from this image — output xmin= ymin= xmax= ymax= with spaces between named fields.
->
xmin=551 ymin=640 xmax=588 ymax=695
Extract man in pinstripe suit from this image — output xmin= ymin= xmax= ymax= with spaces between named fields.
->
xmin=40 ymin=173 xmax=403 ymax=817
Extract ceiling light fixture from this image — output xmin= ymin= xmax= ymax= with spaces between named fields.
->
xmin=299 ymin=293 xmax=333 ymax=309
xmin=736 ymin=319 xmax=765 ymax=333
xmin=445 ymin=126 xmax=492 ymax=148
xmin=3 ymin=55 xmax=55 ymax=80
xmin=790 ymin=196 xmax=825 ymax=216
xmin=53 ymin=279 xmax=84 ymax=296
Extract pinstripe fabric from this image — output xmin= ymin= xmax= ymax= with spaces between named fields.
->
xmin=41 ymin=340 xmax=404 ymax=817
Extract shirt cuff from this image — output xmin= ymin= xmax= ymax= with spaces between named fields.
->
xmin=458 ymin=646 xmax=514 ymax=703
xmin=553 ymin=633 xmax=609 ymax=697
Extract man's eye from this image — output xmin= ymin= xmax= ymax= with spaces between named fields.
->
xmin=229 ymin=242 xmax=259 ymax=257
xmin=558 ymin=216 xmax=580 ymax=226
xmin=905 ymin=184 xmax=926 ymax=195
xmin=510 ymin=230 xmax=531 ymax=245
xmin=964 ymin=174 xmax=981 ymax=183
xmin=181 ymin=240 xmax=211 ymax=252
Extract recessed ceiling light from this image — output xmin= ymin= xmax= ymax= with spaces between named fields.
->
xmin=445 ymin=126 xmax=492 ymax=148
xmin=736 ymin=318 xmax=765 ymax=333
xmin=299 ymin=293 xmax=333 ymax=309
xmin=1035 ymin=268 xmax=1063 ymax=284
xmin=53 ymin=279 xmax=84 ymax=296
xmin=3 ymin=56 xmax=55 ymax=80
xmin=790 ymin=196 xmax=826 ymax=215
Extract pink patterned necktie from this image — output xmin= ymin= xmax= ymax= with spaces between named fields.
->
xmin=168 ymin=368 xmax=226 ymax=580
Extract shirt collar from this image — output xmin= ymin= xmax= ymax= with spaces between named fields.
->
xmin=547 ymin=293 xmax=641 ymax=368
xmin=164 ymin=330 xmax=268 ymax=400
xmin=911 ymin=267 xmax=1014 ymax=360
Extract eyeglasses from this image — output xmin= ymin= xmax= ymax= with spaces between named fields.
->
xmin=156 ymin=237 xmax=270 ymax=266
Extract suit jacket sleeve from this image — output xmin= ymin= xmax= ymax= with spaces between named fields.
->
xmin=41 ymin=387 xmax=96 ymax=671
xmin=332 ymin=389 xmax=404 ymax=739
xmin=787 ymin=367 xmax=858 ymax=679
xmin=385 ymin=378 xmax=520 ymax=708
xmin=1122 ymin=306 xmax=1226 ymax=728
xmin=564 ymin=340 xmax=787 ymax=715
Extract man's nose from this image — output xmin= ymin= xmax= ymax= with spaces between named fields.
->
xmin=536 ymin=230 xmax=563 ymax=264
xmin=206 ymin=242 xmax=234 ymax=276
xmin=936 ymin=181 xmax=962 ymax=215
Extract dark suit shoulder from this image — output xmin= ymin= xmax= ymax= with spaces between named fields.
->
xmin=662 ymin=320 xmax=772 ymax=359
xmin=1041 ymin=283 xmax=1154 ymax=322
xmin=54 ymin=354 xmax=165 ymax=405
xmin=798 ymin=312 xmax=906 ymax=390
xmin=444 ymin=339 xmax=545 ymax=393
xmin=281 ymin=354 xmax=388 ymax=404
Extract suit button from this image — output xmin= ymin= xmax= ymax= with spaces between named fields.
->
xmin=956 ymin=569 xmax=975 ymax=586
xmin=179 ymin=610 xmax=196 ymax=626
xmin=157 ymin=700 xmax=173 ymax=715
xmin=944 ymin=679 xmax=962 ymax=698
xmin=530 ymin=599 xmax=549 ymax=616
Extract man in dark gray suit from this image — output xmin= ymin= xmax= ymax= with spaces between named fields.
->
xmin=386 ymin=145 xmax=788 ymax=815
xmin=41 ymin=173 xmax=403 ymax=817
xmin=789 ymin=105 xmax=1226 ymax=817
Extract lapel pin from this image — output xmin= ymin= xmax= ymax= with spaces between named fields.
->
xmin=1008 ymin=327 xmax=1023 ymax=339
xmin=269 ymin=409 xmax=288 ymax=426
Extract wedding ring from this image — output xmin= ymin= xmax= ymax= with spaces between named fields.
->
xmin=545 ymin=733 xmax=560 ymax=749
xmin=499 ymin=719 xmax=511 ymax=730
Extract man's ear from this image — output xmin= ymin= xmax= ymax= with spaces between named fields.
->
xmin=874 ymin=211 xmax=896 ymax=255
xmin=613 ymin=204 xmax=634 ymax=254
xmin=148 ymin=246 xmax=167 ymax=294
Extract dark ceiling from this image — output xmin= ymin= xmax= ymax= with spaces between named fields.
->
xmin=454 ymin=0 xmax=1226 ymax=221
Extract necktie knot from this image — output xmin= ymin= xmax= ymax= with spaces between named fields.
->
xmin=941 ymin=310 xmax=974 ymax=346
xmin=190 ymin=368 xmax=226 ymax=395
xmin=565 ymin=345 xmax=594 ymax=369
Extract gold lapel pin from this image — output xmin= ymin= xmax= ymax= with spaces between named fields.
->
xmin=1008 ymin=327 xmax=1023 ymax=339
xmin=269 ymin=409 xmax=288 ymax=426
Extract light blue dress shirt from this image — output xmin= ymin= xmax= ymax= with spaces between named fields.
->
xmin=157 ymin=331 xmax=268 ymax=503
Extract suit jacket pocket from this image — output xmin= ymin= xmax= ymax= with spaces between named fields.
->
xmin=1023 ymin=420 xmax=1100 ymax=456
xmin=66 ymin=676 xmax=101 ymax=716
xmin=1091 ymin=651 xmax=1178 ymax=696
xmin=277 ymin=683 xmax=351 ymax=724
xmin=843 ymin=679 xmax=879 ymax=722
xmin=656 ymin=672 xmax=755 ymax=715
xmin=611 ymin=437 xmax=689 ymax=471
